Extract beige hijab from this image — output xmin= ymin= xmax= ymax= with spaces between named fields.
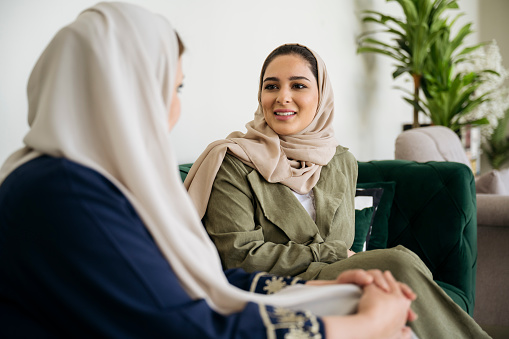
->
xmin=0 ymin=2 xmax=359 ymax=316
xmin=184 ymin=45 xmax=338 ymax=218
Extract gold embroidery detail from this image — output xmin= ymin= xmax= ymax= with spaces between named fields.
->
xmin=273 ymin=307 xmax=307 ymax=324
xmin=290 ymin=276 xmax=302 ymax=285
xmin=259 ymin=305 xmax=322 ymax=339
xmin=251 ymin=273 xmax=303 ymax=293
xmin=263 ymin=276 xmax=287 ymax=294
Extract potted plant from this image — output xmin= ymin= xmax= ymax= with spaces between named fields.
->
xmin=419 ymin=23 xmax=492 ymax=132
xmin=356 ymin=0 xmax=486 ymax=130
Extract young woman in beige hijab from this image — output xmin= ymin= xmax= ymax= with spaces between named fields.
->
xmin=185 ymin=44 xmax=490 ymax=339
xmin=0 ymin=2 xmax=422 ymax=338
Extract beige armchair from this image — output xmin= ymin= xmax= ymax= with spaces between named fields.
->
xmin=395 ymin=126 xmax=509 ymax=337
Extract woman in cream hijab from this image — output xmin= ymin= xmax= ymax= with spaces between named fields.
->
xmin=0 ymin=2 xmax=421 ymax=338
xmin=185 ymin=44 xmax=491 ymax=338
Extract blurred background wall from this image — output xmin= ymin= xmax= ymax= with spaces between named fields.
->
xmin=0 ymin=0 xmax=504 ymax=165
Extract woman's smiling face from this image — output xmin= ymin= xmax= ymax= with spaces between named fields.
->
xmin=261 ymin=54 xmax=319 ymax=136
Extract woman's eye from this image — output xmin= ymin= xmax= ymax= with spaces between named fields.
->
xmin=264 ymin=84 xmax=278 ymax=90
xmin=293 ymin=83 xmax=307 ymax=89
xmin=177 ymin=84 xmax=184 ymax=93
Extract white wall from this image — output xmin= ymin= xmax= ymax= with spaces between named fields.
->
xmin=479 ymin=0 xmax=509 ymax=77
xmin=0 ymin=0 xmax=484 ymax=166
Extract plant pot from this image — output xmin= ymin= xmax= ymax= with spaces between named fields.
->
xmin=402 ymin=123 xmax=432 ymax=131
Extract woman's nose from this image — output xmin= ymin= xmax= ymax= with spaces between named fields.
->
xmin=276 ymin=88 xmax=291 ymax=104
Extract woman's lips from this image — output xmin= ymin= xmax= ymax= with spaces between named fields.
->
xmin=274 ymin=109 xmax=296 ymax=120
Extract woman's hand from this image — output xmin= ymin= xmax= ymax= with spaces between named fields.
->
xmin=308 ymin=269 xmax=416 ymax=299
xmin=306 ymin=268 xmax=406 ymax=291
xmin=355 ymin=269 xmax=416 ymax=299
xmin=321 ymin=271 xmax=416 ymax=339
xmin=306 ymin=269 xmax=418 ymax=322
xmin=354 ymin=270 xmax=417 ymax=322
xmin=357 ymin=271 xmax=416 ymax=337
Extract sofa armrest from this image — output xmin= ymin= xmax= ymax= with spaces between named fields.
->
xmin=476 ymin=194 xmax=509 ymax=227
xmin=358 ymin=160 xmax=477 ymax=315
xmin=475 ymin=194 xmax=509 ymax=326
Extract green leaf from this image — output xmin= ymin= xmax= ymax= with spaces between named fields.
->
xmin=357 ymin=47 xmax=405 ymax=62
xmin=492 ymin=109 xmax=509 ymax=142
xmin=404 ymin=97 xmax=425 ymax=112
xmin=457 ymin=44 xmax=482 ymax=57
xmin=468 ymin=118 xmax=490 ymax=126
xmin=393 ymin=67 xmax=412 ymax=78
xmin=394 ymin=85 xmax=417 ymax=97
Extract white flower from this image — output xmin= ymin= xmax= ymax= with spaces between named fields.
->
xmin=456 ymin=40 xmax=509 ymax=142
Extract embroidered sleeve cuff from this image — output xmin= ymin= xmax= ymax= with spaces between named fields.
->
xmin=250 ymin=272 xmax=305 ymax=294
xmin=259 ymin=304 xmax=325 ymax=339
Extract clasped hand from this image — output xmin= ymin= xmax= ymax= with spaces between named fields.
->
xmin=307 ymin=269 xmax=417 ymax=339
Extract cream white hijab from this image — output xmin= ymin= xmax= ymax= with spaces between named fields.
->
xmin=185 ymin=44 xmax=338 ymax=218
xmin=0 ymin=2 xmax=359 ymax=316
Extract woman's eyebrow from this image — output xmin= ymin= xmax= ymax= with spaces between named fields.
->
xmin=263 ymin=76 xmax=279 ymax=83
xmin=289 ymin=76 xmax=311 ymax=82
xmin=263 ymin=76 xmax=311 ymax=82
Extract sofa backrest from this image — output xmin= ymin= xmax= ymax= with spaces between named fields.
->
xmin=395 ymin=126 xmax=471 ymax=168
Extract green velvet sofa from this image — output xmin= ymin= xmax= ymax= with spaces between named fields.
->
xmin=179 ymin=159 xmax=477 ymax=316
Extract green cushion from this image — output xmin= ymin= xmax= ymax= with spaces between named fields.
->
xmin=352 ymin=207 xmax=375 ymax=252
xmin=356 ymin=181 xmax=396 ymax=250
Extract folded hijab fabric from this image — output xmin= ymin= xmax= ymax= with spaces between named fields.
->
xmin=184 ymin=44 xmax=338 ymax=218
xmin=0 ymin=2 xmax=359 ymax=316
